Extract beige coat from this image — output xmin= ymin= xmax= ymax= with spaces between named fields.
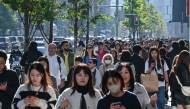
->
xmin=55 ymin=88 xmax=102 ymax=109
xmin=99 ymin=64 xmax=114 ymax=77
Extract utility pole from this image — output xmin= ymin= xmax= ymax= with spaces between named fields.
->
xmin=116 ymin=0 xmax=119 ymax=39
xmin=181 ymin=10 xmax=184 ymax=39
xmin=93 ymin=0 xmax=97 ymax=38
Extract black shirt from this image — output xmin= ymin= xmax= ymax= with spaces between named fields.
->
xmin=97 ymin=91 xmax=142 ymax=109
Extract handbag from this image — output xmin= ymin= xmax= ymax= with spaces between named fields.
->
xmin=25 ymin=85 xmax=43 ymax=109
xmin=141 ymin=74 xmax=158 ymax=92
xmin=155 ymin=68 xmax=165 ymax=82
xmin=175 ymin=76 xmax=190 ymax=96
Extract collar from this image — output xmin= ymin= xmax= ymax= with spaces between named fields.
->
xmin=91 ymin=67 xmax=96 ymax=72
xmin=48 ymin=54 xmax=57 ymax=58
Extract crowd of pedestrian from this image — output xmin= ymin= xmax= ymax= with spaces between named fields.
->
xmin=0 ymin=37 xmax=189 ymax=109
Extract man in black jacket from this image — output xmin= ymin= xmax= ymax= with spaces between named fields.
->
xmin=179 ymin=39 xmax=188 ymax=51
xmin=131 ymin=44 xmax=145 ymax=83
xmin=0 ymin=50 xmax=19 ymax=109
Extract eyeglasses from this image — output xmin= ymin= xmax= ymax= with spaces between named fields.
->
xmin=88 ymin=61 xmax=93 ymax=64
xmin=86 ymin=47 xmax=92 ymax=49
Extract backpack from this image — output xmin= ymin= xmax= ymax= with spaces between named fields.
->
xmin=27 ymin=51 xmax=41 ymax=64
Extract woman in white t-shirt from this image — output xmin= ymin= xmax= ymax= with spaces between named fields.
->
xmin=145 ymin=46 xmax=169 ymax=109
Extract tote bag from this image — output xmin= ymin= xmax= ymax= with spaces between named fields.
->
xmin=141 ymin=74 xmax=158 ymax=92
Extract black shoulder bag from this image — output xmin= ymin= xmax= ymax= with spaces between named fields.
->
xmin=155 ymin=68 xmax=165 ymax=82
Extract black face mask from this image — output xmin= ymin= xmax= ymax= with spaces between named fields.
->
xmin=64 ymin=48 xmax=70 ymax=51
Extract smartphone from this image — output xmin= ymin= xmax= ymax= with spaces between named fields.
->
xmin=150 ymin=60 xmax=155 ymax=64
xmin=113 ymin=102 xmax=121 ymax=106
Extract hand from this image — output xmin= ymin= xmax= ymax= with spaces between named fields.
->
xmin=29 ymin=97 xmax=40 ymax=106
xmin=60 ymin=80 xmax=65 ymax=88
xmin=110 ymin=102 xmax=124 ymax=109
xmin=150 ymin=63 xmax=155 ymax=69
xmin=60 ymin=98 xmax=69 ymax=109
xmin=165 ymin=83 xmax=169 ymax=91
xmin=24 ymin=96 xmax=34 ymax=105
xmin=0 ymin=82 xmax=7 ymax=91
xmin=150 ymin=93 xmax=157 ymax=107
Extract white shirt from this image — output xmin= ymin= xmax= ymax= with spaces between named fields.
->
xmin=47 ymin=54 xmax=66 ymax=86
xmin=145 ymin=60 xmax=169 ymax=87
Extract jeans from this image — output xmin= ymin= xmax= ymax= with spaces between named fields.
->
xmin=148 ymin=86 xmax=165 ymax=109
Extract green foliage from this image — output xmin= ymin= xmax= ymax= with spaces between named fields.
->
xmin=123 ymin=0 xmax=167 ymax=37
xmin=0 ymin=3 xmax=18 ymax=35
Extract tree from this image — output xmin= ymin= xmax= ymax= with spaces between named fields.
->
xmin=62 ymin=0 xmax=111 ymax=51
xmin=0 ymin=3 xmax=17 ymax=35
xmin=122 ymin=0 xmax=167 ymax=38
xmin=0 ymin=0 xmax=64 ymax=51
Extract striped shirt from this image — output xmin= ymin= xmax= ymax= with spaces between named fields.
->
xmin=12 ymin=84 xmax=56 ymax=109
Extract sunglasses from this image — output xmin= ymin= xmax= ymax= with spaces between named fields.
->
xmin=86 ymin=47 xmax=92 ymax=49
xmin=88 ymin=61 xmax=93 ymax=64
xmin=105 ymin=58 xmax=111 ymax=60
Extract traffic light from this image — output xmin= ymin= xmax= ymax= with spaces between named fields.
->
xmin=134 ymin=16 xmax=139 ymax=25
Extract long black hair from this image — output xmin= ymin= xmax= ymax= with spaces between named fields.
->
xmin=101 ymin=69 xmax=125 ymax=95
xmin=71 ymin=64 xmax=96 ymax=98
xmin=117 ymin=63 xmax=135 ymax=92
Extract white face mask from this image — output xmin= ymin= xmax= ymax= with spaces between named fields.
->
xmin=104 ymin=60 xmax=111 ymax=64
xmin=14 ymin=49 xmax=18 ymax=51
xmin=108 ymin=84 xmax=121 ymax=94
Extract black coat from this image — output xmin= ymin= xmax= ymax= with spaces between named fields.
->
xmin=0 ymin=67 xmax=19 ymax=109
xmin=167 ymin=49 xmax=181 ymax=65
xmin=161 ymin=56 xmax=171 ymax=74
xmin=131 ymin=54 xmax=145 ymax=83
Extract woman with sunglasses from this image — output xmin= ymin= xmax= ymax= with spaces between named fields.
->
xmin=97 ymin=69 xmax=142 ymax=109
xmin=99 ymin=54 xmax=114 ymax=77
xmin=12 ymin=62 xmax=56 ymax=109
xmin=83 ymin=44 xmax=101 ymax=68
xmin=117 ymin=63 xmax=157 ymax=109
xmin=56 ymin=64 xmax=102 ymax=109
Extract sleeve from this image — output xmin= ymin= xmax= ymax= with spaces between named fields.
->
xmin=114 ymin=62 xmax=119 ymax=70
xmin=99 ymin=66 xmax=103 ymax=77
xmin=95 ymin=90 xmax=103 ymax=109
xmin=133 ymin=94 xmax=142 ymax=109
xmin=163 ymin=60 xmax=169 ymax=72
xmin=20 ymin=52 xmax=27 ymax=66
xmin=55 ymin=90 xmax=68 ymax=108
xmin=97 ymin=99 xmax=105 ymax=109
xmin=9 ymin=52 xmax=13 ymax=63
xmin=37 ymin=87 xmax=57 ymax=109
xmin=6 ymin=71 xmax=20 ymax=96
xmin=94 ymin=70 xmax=101 ymax=89
xmin=60 ymin=57 xmax=67 ymax=79
xmin=96 ymin=56 xmax=102 ymax=68
xmin=144 ymin=61 xmax=149 ymax=73
xmin=140 ymin=85 xmax=156 ymax=109
xmin=12 ymin=85 xmax=27 ymax=109
xmin=141 ymin=59 xmax=145 ymax=74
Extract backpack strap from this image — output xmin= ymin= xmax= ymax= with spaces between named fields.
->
xmin=57 ymin=56 xmax=61 ymax=73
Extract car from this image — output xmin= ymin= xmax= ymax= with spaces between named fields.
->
xmin=34 ymin=37 xmax=43 ymax=41
xmin=54 ymin=37 xmax=65 ymax=42
xmin=36 ymin=41 xmax=44 ymax=47
xmin=0 ymin=37 xmax=12 ymax=53
xmin=37 ymin=47 xmax=45 ymax=55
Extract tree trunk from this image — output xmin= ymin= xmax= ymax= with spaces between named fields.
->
xmin=49 ymin=20 xmax=53 ymax=43
xmin=24 ymin=11 xmax=30 ymax=52
xmin=74 ymin=3 xmax=78 ymax=52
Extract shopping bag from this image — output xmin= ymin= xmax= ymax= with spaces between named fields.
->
xmin=141 ymin=74 xmax=158 ymax=92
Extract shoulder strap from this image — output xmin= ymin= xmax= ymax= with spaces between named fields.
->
xmin=175 ymin=76 xmax=183 ymax=87
xmin=57 ymin=56 xmax=61 ymax=73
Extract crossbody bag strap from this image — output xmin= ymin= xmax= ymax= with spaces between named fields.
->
xmin=175 ymin=76 xmax=183 ymax=87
